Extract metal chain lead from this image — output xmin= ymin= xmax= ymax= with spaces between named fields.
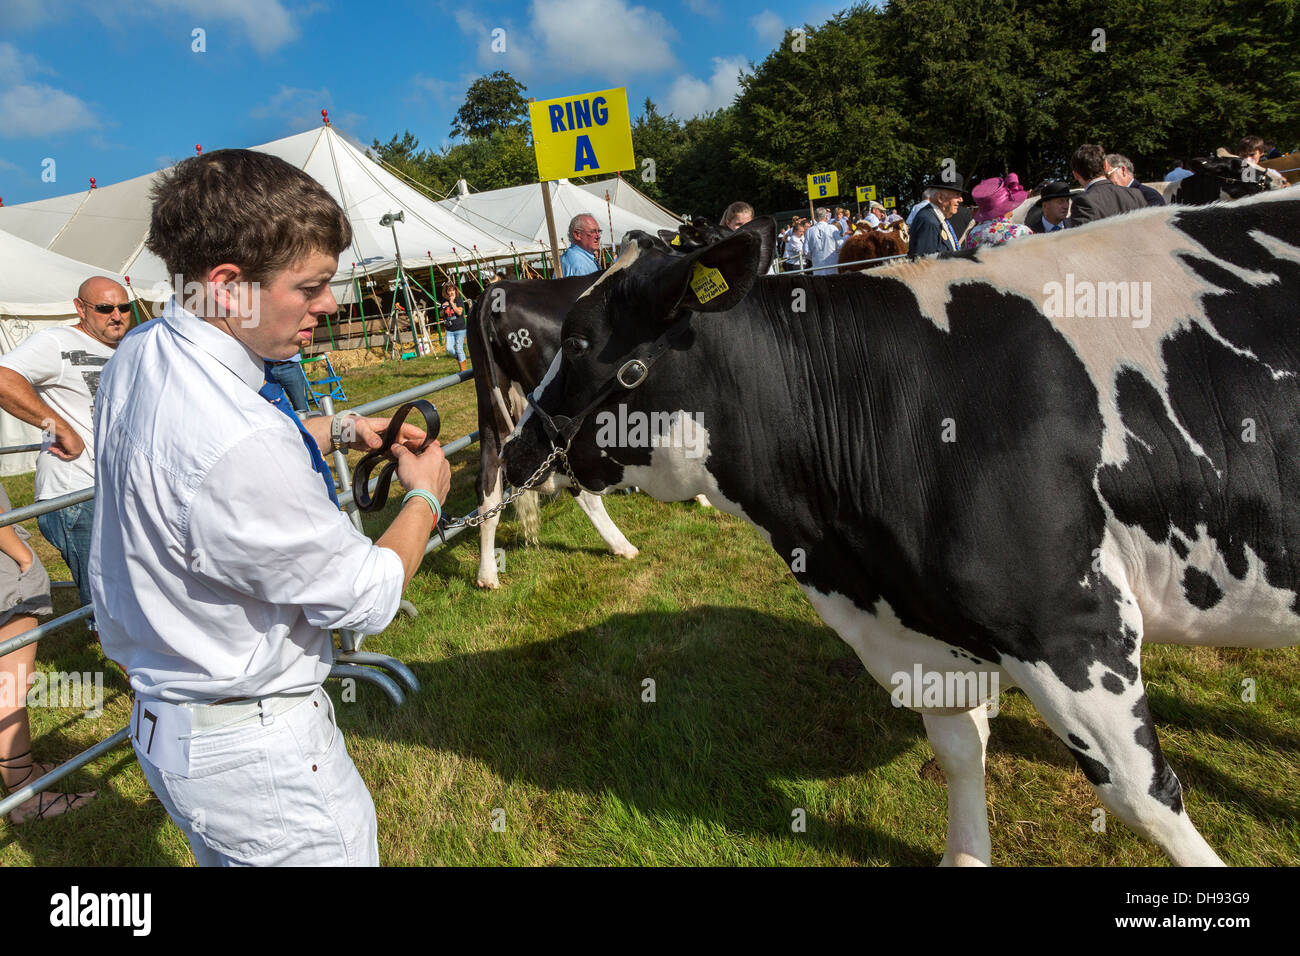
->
xmin=446 ymin=442 xmax=574 ymax=529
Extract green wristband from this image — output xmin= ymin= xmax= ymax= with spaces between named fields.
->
xmin=402 ymin=488 xmax=441 ymax=523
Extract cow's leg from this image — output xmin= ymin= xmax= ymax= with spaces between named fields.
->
xmin=476 ymin=457 xmax=506 ymax=590
xmin=1002 ymin=656 xmax=1223 ymax=866
xmin=573 ymin=490 xmax=638 ymax=559
xmin=922 ymin=707 xmax=992 ymax=866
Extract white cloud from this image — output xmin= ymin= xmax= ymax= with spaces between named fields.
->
xmin=0 ymin=84 xmax=98 ymax=137
xmin=751 ymin=10 xmax=785 ymax=45
xmin=685 ymin=0 xmax=720 ymax=16
xmin=664 ymin=56 xmax=748 ymax=118
xmin=531 ymin=0 xmax=676 ymax=76
xmin=144 ymin=0 xmax=299 ymax=54
xmin=250 ymin=86 xmax=363 ymax=135
xmin=0 ymin=42 xmax=46 ymax=85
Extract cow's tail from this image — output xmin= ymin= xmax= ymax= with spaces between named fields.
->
xmin=514 ymin=490 xmax=541 ymax=546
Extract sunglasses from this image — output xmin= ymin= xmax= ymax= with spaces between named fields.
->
xmin=84 ymin=302 xmax=133 ymax=315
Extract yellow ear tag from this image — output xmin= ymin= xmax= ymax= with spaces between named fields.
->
xmin=670 ymin=235 xmax=681 ymax=246
xmin=690 ymin=262 xmax=729 ymax=303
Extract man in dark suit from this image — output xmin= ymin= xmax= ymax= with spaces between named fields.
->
xmin=908 ymin=174 xmax=968 ymax=255
xmin=1029 ymin=181 xmax=1075 ymax=234
xmin=1106 ymin=153 xmax=1166 ymax=207
xmin=1066 ymin=144 xmax=1146 ymax=227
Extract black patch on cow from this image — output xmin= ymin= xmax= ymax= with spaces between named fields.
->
xmin=1099 ymin=199 xmax=1300 ymax=613
xmin=1131 ymin=694 xmax=1184 ymax=813
xmin=1101 ymin=672 xmax=1125 ymax=695
xmin=1070 ymin=747 xmax=1111 ymax=787
xmin=1182 ymin=567 xmax=1224 ymax=610
xmin=1170 ymin=536 xmax=1189 ymax=560
xmin=1068 ymin=733 xmax=1090 ymax=751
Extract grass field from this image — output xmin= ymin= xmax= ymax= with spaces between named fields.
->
xmin=1 ymin=350 xmax=1296 ymax=866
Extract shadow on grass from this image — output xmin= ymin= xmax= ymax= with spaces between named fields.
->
xmin=353 ymin=605 xmax=942 ymax=864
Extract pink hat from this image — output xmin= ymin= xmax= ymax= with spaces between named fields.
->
xmin=971 ymin=173 xmax=1028 ymax=222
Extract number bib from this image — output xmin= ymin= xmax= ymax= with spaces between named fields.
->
xmin=131 ymin=697 xmax=194 ymax=777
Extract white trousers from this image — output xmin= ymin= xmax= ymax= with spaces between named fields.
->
xmin=135 ymin=686 xmax=379 ymax=866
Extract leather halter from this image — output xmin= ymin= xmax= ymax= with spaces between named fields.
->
xmin=526 ymin=310 xmax=694 ymax=449
xmin=351 ymin=400 xmax=441 ymax=512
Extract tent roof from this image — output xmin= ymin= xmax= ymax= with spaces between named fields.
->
xmin=438 ymin=178 xmax=681 ymax=252
xmin=574 ymin=177 xmax=683 ymax=229
xmin=0 ymin=229 xmax=129 ymax=319
xmin=0 ymin=125 xmax=515 ymax=302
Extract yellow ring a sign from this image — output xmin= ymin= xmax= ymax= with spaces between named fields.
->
xmin=529 ymin=87 xmax=635 ymax=182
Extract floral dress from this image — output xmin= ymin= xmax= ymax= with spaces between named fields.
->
xmin=961 ymin=215 xmax=1033 ymax=250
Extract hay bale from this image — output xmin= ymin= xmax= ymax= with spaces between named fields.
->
xmin=321 ymin=347 xmax=386 ymax=374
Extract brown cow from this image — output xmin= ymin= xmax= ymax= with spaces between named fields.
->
xmin=838 ymin=221 xmax=910 ymax=273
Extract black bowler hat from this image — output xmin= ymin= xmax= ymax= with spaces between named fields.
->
xmin=1039 ymin=180 xmax=1073 ymax=200
xmin=923 ymin=171 xmax=969 ymax=195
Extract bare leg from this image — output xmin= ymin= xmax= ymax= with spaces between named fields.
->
xmin=0 ymin=615 xmax=95 ymax=824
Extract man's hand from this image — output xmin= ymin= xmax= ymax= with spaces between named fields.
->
xmin=348 ymin=416 xmax=425 ymax=453
xmin=391 ymin=440 xmax=450 ymax=503
xmin=48 ymin=422 xmax=85 ymax=461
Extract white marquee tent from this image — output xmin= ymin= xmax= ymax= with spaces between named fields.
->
xmin=437 ymin=176 xmax=682 ymax=260
xmin=0 ymin=124 xmax=516 ymax=306
xmin=0 ymin=231 xmax=132 ymax=474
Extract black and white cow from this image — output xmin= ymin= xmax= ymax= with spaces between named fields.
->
xmin=466 ymin=276 xmax=640 ymax=588
xmin=504 ymin=194 xmax=1300 ymax=865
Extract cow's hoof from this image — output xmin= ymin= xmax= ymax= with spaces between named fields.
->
xmin=694 ymin=494 xmax=713 ymax=508
xmin=614 ymin=546 xmax=639 ymax=560
xmin=476 ymin=576 xmax=501 ymax=589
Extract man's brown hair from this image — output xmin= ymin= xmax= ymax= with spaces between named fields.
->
xmin=1236 ymin=135 xmax=1265 ymax=158
xmin=1071 ymin=144 xmax=1107 ymax=180
xmin=147 ymin=148 xmax=352 ymax=287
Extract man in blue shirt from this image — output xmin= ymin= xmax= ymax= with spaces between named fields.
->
xmin=559 ymin=213 xmax=601 ymax=277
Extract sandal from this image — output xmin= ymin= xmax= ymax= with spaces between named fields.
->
xmin=1 ymin=750 xmax=96 ymax=825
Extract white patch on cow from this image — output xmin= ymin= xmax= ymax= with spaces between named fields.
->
xmin=575 ymin=239 xmax=642 ymax=301
xmin=879 ymin=190 xmax=1298 ymax=466
xmin=997 ymin=651 xmax=1222 ymax=866
xmin=574 ymin=491 xmax=638 ymax=559
xmin=1102 ymin=519 xmax=1300 ymax=647
xmin=476 ymin=468 xmax=505 ymax=589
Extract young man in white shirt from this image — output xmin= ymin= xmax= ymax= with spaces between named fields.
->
xmin=0 ymin=277 xmax=130 ymax=625
xmin=91 ymin=148 xmax=451 ymax=866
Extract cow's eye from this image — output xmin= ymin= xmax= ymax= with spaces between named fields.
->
xmin=564 ymin=335 xmax=589 ymax=354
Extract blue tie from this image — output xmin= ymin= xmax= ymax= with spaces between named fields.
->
xmin=260 ymin=365 xmax=340 ymax=506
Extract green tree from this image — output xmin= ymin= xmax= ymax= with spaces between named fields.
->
xmin=630 ymin=98 xmax=686 ymax=205
xmin=451 ymin=71 xmax=530 ymax=140
xmin=443 ymin=127 xmax=537 ymax=191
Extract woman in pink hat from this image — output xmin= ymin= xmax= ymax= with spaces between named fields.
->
xmin=962 ymin=174 xmax=1034 ymax=249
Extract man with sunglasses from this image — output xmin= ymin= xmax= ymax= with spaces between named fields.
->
xmin=559 ymin=213 xmax=602 ymax=277
xmin=0 ymin=277 xmax=131 ymax=627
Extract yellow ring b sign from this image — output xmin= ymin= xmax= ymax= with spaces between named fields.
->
xmin=807 ymin=171 xmax=838 ymax=200
xmin=529 ymin=87 xmax=635 ymax=182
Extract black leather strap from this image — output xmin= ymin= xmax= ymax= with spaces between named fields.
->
xmin=351 ymin=400 xmax=441 ymax=512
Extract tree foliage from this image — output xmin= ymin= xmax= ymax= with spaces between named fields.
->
xmin=374 ymin=3 xmax=1300 ymax=216
xmin=451 ymin=71 xmax=530 ymax=141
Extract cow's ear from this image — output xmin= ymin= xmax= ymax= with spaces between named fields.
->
xmin=671 ymin=228 xmax=764 ymax=314
xmin=736 ymin=216 xmax=777 ymax=274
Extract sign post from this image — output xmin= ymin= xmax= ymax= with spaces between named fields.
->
xmin=529 ymin=87 xmax=636 ymax=276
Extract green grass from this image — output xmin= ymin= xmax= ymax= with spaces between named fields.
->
xmin=2 ymin=351 xmax=1297 ymax=866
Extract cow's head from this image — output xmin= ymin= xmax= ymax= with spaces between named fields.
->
xmin=502 ymin=218 xmax=774 ymax=494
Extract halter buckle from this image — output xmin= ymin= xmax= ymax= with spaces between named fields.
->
xmin=616 ymin=359 xmax=649 ymax=389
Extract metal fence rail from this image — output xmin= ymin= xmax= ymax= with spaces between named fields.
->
xmin=0 ymin=363 xmax=481 ymax=820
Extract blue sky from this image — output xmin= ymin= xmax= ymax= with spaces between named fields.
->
xmin=0 ymin=0 xmax=846 ymax=205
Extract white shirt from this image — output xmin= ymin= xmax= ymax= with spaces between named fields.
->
xmin=0 ymin=325 xmax=114 ymax=500
xmin=803 ymin=220 xmax=845 ymax=275
xmin=783 ymin=233 xmax=805 ymax=265
xmin=90 ymin=298 xmax=405 ymax=703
